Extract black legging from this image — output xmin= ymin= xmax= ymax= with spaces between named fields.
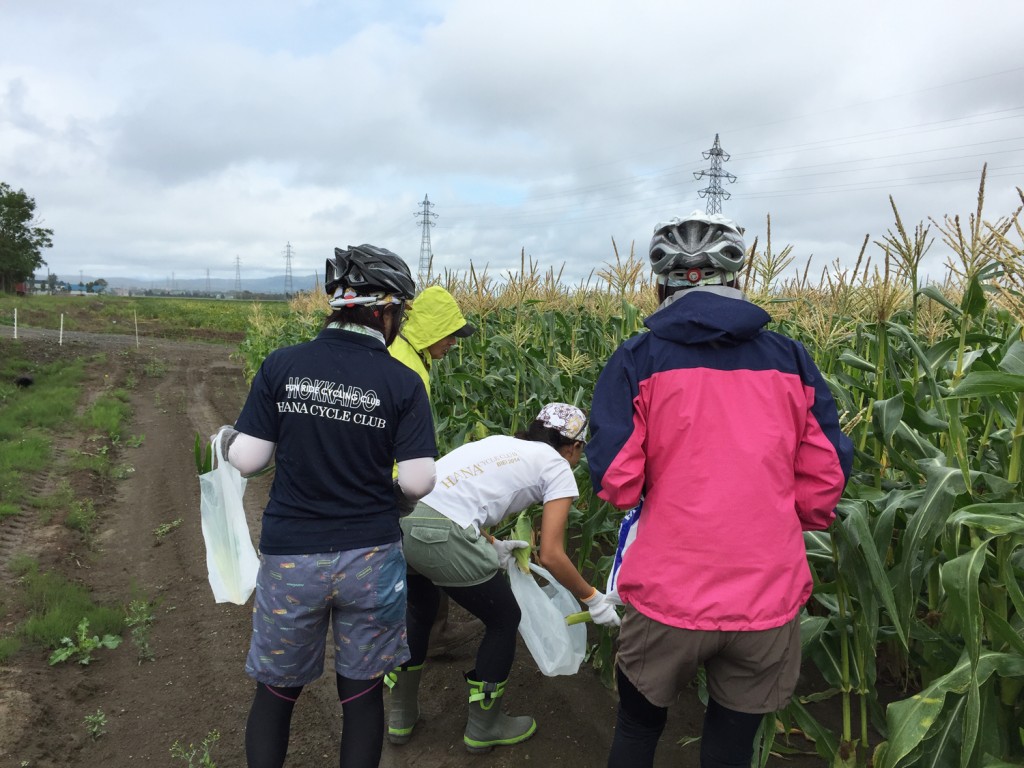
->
xmin=245 ymin=674 xmax=384 ymax=768
xmin=405 ymin=570 xmax=521 ymax=682
xmin=607 ymin=665 xmax=763 ymax=768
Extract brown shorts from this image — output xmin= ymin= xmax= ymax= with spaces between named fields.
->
xmin=615 ymin=605 xmax=801 ymax=713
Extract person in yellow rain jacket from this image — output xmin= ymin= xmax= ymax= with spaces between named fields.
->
xmin=388 ymin=285 xmax=475 ymax=398
xmin=387 ymin=285 xmax=480 ymax=657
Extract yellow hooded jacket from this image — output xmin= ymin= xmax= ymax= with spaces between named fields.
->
xmin=388 ymin=286 xmax=471 ymax=401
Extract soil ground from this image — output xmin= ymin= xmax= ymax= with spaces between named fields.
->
xmin=0 ymin=326 xmax=831 ymax=768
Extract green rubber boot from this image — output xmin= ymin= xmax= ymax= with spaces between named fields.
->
xmin=463 ymin=672 xmax=537 ymax=753
xmin=385 ymin=663 xmax=424 ymax=745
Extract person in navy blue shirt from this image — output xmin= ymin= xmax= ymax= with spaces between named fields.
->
xmin=215 ymin=245 xmax=437 ymax=768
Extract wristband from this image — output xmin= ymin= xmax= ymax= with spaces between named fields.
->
xmin=223 ymin=429 xmax=239 ymax=458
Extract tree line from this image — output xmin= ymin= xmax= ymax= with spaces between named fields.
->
xmin=0 ymin=182 xmax=53 ymax=294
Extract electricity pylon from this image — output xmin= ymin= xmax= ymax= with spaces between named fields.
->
xmin=694 ymin=134 xmax=736 ymax=215
xmin=414 ymin=194 xmax=437 ymax=288
xmin=284 ymin=241 xmax=294 ymax=297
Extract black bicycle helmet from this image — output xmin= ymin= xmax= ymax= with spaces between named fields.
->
xmin=649 ymin=211 xmax=746 ymax=286
xmin=325 ymin=244 xmax=416 ymax=307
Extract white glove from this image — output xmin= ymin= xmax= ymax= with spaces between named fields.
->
xmin=490 ymin=539 xmax=529 ymax=570
xmin=582 ymin=588 xmax=621 ymax=627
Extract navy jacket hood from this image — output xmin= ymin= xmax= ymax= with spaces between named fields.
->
xmin=644 ymin=290 xmax=770 ymax=346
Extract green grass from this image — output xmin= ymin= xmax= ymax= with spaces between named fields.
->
xmin=0 ymin=469 xmax=24 ymax=508
xmin=84 ymin=391 xmax=133 ymax=439
xmin=0 ymin=357 xmax=85 ymax=439
xmin=0 ymin=434 xmax=51 ymax=506
xmin=0 ymin=636 xmax=21 ymax=662
xmin=1 ymin=556 xmax=123 ymax=662
xmin=0 ymin=341 xmax=138 ymax=662
xmin=0 ymin=433 xmax=51 ymax=508
xmin=18 ymin=564 xmax=124 ymax=648
xmin=0 ymin=434 xmax=51 ymax=471
xmin=8 ymin=554 xmax=36 ymax=576
xmin=0 ymin=294 xmax=288 ymax=342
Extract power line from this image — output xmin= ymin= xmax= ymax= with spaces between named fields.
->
xmin=441 ymin=106 xmax=1024 ymax=220
xmin=431 ymin=128 xmax=1023 ymax=230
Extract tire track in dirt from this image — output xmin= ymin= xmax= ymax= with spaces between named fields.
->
xmin=76 ymin=340 xmax=261 ymax=765
xmin=0 ymin=513 xmax=30 ymax=567
xmin=0 ymin=334 xmax=264 ymax=766
xmin=0 ymin=451 xmax=68 ymax=571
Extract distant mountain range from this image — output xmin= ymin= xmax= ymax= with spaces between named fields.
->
xmin=97 ymin=274 xmax=320 ymax=294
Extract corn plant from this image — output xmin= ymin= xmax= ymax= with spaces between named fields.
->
xmin=235 ymin=173 xmax=1024 ymax=766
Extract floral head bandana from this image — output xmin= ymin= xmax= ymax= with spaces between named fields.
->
xmin=536 ymin=402 xmax=588 ymax=441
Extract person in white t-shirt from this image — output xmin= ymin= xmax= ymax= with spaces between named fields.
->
xmin=385 ymin=402 xmax=620 ymax=754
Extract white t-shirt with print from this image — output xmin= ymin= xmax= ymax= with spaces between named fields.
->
xmin=421 ymin=435 xmax=579 ymax=532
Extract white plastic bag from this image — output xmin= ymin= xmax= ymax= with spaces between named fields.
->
xmin=199 ymin=432 xmax=260 ymax=604
xmin=508 ymin=562 xmax=586 ymax=676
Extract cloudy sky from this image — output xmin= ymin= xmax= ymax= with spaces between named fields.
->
xmin=2 ymin=1 xmax=1022 ymax=290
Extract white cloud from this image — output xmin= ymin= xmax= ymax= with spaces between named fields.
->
xmin=1 ymin=0 xmax=1021 ymax=289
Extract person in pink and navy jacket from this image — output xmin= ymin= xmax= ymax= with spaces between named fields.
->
xmin=586 ymin=211 xmax=853 ymax=768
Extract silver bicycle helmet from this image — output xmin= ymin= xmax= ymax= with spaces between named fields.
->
xmin=649 ymin=211 xmax=746 ymax=286
xmin=325 ymin=244 xmax=416 ymax=308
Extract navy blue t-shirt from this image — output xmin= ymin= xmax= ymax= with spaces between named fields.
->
xmin=235 ymin=327 xmax=436 ymax=555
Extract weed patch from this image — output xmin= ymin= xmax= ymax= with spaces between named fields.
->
xmin=125 ymin=599 xmax=156 ymax=662
xmin=170 ymin=729 xmax=221 ymax=768
xmin=65 ymin=498 xmax=97 ymax=542
xmin=17 ymin=564 xmax=124 ymax=650
xmin=48 ymin=617 xmax=122 ymax=665
xmin=143 ymin=358 xmax=168 ymax=378
xmin=111 ymin=463 xmax=135 ymax=480
xmin=154 ymin=518 xmax=183 ymax=543
xmin=84 ymin=391 xmax=132 ymax=439
xmin=84 ymin=709 xmax=108 ymax=740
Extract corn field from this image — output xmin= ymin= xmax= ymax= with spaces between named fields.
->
xmin=238 ymin=172 xmax=1024 ymax=767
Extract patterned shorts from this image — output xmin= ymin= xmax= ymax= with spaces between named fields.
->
xmin=245 ymin=542 xmax=410 ymax=687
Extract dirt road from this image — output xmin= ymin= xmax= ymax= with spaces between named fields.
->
xmin=0 ymin=330 xmax=818 ymax=767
